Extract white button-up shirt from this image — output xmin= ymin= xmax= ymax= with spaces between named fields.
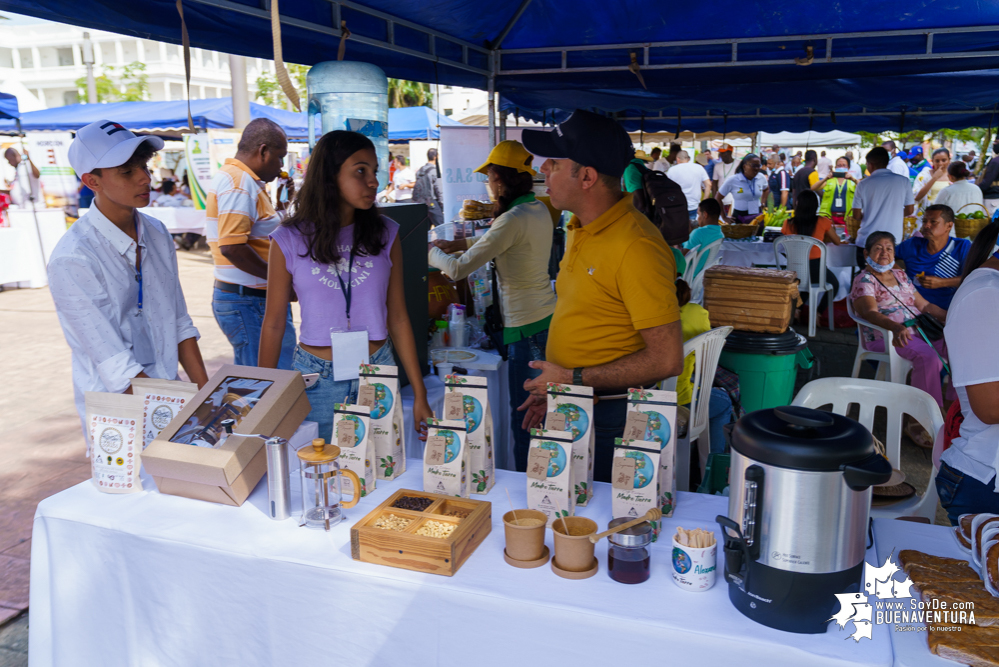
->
xmin=47 ymin=205 xmax=199 ymax=433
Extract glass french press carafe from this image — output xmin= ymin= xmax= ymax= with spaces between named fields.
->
xmin=297 ymin=438 xmax=361 ymax=531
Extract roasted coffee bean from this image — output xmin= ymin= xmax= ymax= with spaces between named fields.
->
xmin=391 ymin=496 xmax=434 ymax=512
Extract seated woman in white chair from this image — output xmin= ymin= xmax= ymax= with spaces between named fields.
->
xmin=781 ymin=190 xmax=842 ymax=312
xmin=849 ymin=231 xmax=953 ymax=410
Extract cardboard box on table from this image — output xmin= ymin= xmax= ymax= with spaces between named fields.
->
xmin=143 ymin=365 xmax=310 ymax=506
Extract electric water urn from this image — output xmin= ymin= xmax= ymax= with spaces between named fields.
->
xmin=716 ymin=406 xmax=891 ymax=634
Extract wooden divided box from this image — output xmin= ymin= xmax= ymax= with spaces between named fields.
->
xmin=703 ymin=265 xmax=802 ymax=334
xmin=350 ymin=489 xmax=492 ymax=576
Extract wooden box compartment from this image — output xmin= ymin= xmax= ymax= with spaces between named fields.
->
xmin=703 ymin=265 xmax=802 ymax=334
xmin=350 ymin=489 xmax=491 ymax=576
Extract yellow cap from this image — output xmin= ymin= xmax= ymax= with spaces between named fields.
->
xmin=474 ymin=140 xmax=537 ymax=176
xmin=633 ymin=149 xmax=654 ymax=162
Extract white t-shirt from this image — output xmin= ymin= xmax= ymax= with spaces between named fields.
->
xmin=719 ymin=172 xmax=768 ymax=215
xmin=887 ymin=154 xmax=910 ymax=178
xmin=712 ymin=160 xmax=739 ymax=206
xmin=392 ymin=167 xmax=416 ymax=201
xmin=940 ymin=267 xmax=999 ymax=486
xmin=852 ymin=169 xmax=915 ymax=246
xmin=3 ymin=160 xmax=41 ymax=207
xmin=934 ymin=179 xmax=984 ymax=220
xmin=651 ymin=158 xmax=670 ymax=173
xmin=666 ymin=162 xmax=710 ymax=211
xmin=847 ymin=161 xmax=864 ymax=181
xmin=816 ymin=157 xmax=833 ymax=179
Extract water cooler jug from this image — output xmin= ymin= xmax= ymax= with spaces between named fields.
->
xmin=307 ymin=61 xmax=389 ymax=191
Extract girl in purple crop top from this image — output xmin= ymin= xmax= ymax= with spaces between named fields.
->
xmin=259 ymin=130 xmax=432 ymax=443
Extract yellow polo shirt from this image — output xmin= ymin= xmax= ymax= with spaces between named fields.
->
xmin=547 ymin=195 xmax=680 ymax=370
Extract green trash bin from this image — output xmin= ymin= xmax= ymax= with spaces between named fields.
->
xmin=719 ymin=329 xmax=813 ymax=413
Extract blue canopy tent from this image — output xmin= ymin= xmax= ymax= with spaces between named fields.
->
xmin=3 ymin=1 xmax=999 ymax=133
xmin=387 ymin=106 xmax=462 ymax=141
xmin=0 ymin=93 xmax=19 ymax=121
xmin=0 ymin=98 xmax=307 ymax=139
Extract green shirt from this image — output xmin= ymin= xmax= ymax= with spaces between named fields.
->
xmin=623 ymin=159 xmax=647 ymax=193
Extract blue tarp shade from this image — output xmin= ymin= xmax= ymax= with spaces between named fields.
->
xmin=0 ymin=98 xmax=307 ymax=138
xmin=4 ymin=1 xmax=999 ymax=132
xmin=501 ymin=69 xmax=999 ymax=134
xmin=0 ymin=93 xmax=19 ymax=120
xmin=387 ymin=106 xmax=462 ymax=141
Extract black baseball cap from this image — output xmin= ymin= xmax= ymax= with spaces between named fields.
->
xmin=522 ymin=109 xmax=634 ymax=179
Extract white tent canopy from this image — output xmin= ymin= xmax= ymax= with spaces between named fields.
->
xmin=756 ymin=131 xmax=862 ymax=148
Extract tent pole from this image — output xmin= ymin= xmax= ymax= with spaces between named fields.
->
xmin=488 ymin=52 xmax=496 ymax=149
xmin=499 ymin=111 xmax=508 ymax=141
xmin=229 ymin=55 xmax=251 ymax=129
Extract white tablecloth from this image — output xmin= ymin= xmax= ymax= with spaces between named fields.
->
xmin=718 ymin=239 xmax=857 ymax=302
xmin=79 ymin=207 xmax=207 ymax=235
xmin=873 ymin=518 xmax=966 ymax=667
xmin=2 ymin=208 xmax=66 ymax=288
xmin=31 ymin=461 xmax=891 ymax=667
xmin=0 ymin=226 xmax=33 ymax=285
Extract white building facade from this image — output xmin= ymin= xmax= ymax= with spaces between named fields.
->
xmin=0 ymin=19 xmax=276 ymax=110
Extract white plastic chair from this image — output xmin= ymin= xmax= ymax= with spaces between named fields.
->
xmin=690 ymin=237 xmax=724 ymax=305
xmin=792 ymin=377 xmax=944 ymax=521
xmin=773 ymin=234 xmax=834 ymax=338
xmin=681 ymin=247 xmax=700 ymax=285
xmin=846 ymin=298 xmax=913 ymax=385
xmin=667 ymin=325 xmax=734 ymax=492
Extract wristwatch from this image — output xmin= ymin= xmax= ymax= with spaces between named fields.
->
xmin=573 ymin=367 xmax=584 ymax=386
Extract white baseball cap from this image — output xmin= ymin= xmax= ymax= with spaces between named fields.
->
xmin=69 ymin=119 xmax=164 ymax=176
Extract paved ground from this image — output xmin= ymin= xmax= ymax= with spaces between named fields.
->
xmin=0 ymin=246 xmax=945 ymax=664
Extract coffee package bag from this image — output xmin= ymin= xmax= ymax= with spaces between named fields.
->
xmin=611 ymin=439 xmax=662 ymax=540
xmin=526 ymin=428 xmax=576 ymax=526
xmin=423 ymin=418 xmax=469 ymax=497
xmin=444 ymin=374 xmax=494 ymax=494
xmin=358 ymin=362 xmax=405 ymax=480
xmin=334 ymin=403 xmax=374 ymax=498
xmin=85 ymin=392 xmax=145 ymax=493
xmin=546 ymin=383 xmax=595 ymax=506
xmin=130 ymin=378 xmax=199 ymax=449
xmin=627 ymin=388 xmax=679 ymax=517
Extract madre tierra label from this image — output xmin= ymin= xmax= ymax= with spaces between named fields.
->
xmin=359 ymin=363 xmax=405 ymax=480
xmin=334 ymin=403 xmax=373 ymax=498
xmin=546 ymin=383 xmax=595 ymax=507
xmin=445 ymin=374 xmax=494 ymax=494
xmin=526 ymin=428 xmax=576 ymax=526
xmin=423 ymin=418 xmax=469 ymax=497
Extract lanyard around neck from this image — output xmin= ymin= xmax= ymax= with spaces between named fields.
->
xmin=133 ymin=215 xmax=143 ymax=314
xmin=335 ymin=246 xmax=357 ymax=329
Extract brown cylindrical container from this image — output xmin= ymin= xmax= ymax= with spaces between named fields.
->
xmin=503 ymin=510 xmax=547 ymax=562
xmin=552 ymin=516 xmax=597 ymax=572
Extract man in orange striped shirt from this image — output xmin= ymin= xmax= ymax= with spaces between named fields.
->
xmin=206 ymin=118 xmax=296 ymax=368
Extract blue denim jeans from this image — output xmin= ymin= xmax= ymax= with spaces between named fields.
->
xmin=294 ymin=340 xmax=395 ymax=443
xmin=212 ymin=287 xmax=296 ymax=370
xmin=708 ymin=387 xmax=734 ymax=454
xmin=509 ymin=328 xmax=549 ymax=472
xmin=936 ymin=461 xmax=999 ymax=526
xmin=593 ymin=397 xmax=629 ymax=483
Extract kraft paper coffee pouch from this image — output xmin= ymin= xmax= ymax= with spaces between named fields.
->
xmin=444 ymin=374 xmax=494 ymax=494
xmin=627 ymin=388 xmax=679 ymax=517
xmin=526 ymin=428 xmax=576 ymax=526
xmin=359 ymin=363 xmax=405 ymax=479
xmin=130 ymin=377 xmax=198 ymax=449
xmin=334 ymin=403 xmax=374 ymax=498
xmin=546 ymin=383 xmax=595 ymax=506
xmin=612 ymin=439 xmax=662 ymax=540
xmin=85 ymin=392 xmax=144 ymax=493
xmin=424 ymin=418 xmax=469 ymax=497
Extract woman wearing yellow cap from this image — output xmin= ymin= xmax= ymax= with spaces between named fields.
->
xmin=429 ymin=140 xmax=557 ymax=472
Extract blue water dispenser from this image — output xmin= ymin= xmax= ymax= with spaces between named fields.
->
xmin=307 ymin=61 xmax=389 ymax=191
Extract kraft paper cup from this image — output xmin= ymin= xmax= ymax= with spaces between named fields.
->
xmin=503 ymin=510 xmax=548 ymax=562
xmin=552 ymin=516 xmax=597 ymax=572
xmin=671 ymin=535 xmax=717 ymax=591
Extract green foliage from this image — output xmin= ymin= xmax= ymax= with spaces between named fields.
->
xmin=856 ymin=128 xmax=987 ymax=149
xmin=254 ymin=63 xmax=308 ymax=110
xmin=76 ymin=62 xmax=149 ymax=103
xmin=388 ymin=79 xmax=433 ymax=108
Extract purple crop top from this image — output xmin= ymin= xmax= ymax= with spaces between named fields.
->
xmin=270 ymin=216 xmax=399 ymax=345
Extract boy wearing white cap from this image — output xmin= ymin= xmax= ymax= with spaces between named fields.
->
xmin=48 ymin=120 xmax=208 ymax=438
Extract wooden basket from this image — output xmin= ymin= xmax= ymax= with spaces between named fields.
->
xmin=955 ymin=203 xmax=991 ymax=240
xmin=846 ymin=215 xmax=861 ymax=242
xmin=721 ymin=224 xmax=759 ymax=240
xmin=350 ymin=489 xmax=491 ymax=576
xmin=703 ymin=266 xmax=801 ymax=333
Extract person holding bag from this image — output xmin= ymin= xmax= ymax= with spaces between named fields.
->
xmin=260 ymin=130 xmax=433 ymax=443
xmin=849 ymin=231 xmax=953 ymax=409
xmin=429 ymin=140 xmax=556 ymax=472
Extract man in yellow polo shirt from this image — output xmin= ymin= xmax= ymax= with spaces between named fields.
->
xmin=521 ymin=110 xmax=684 ymax=483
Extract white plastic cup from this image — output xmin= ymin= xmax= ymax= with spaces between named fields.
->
xmin=671 ymin=535 xmax=718 ymax=592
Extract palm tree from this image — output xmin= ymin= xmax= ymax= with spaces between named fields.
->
xmin=388 ymin=79 xmax=433 ymax=108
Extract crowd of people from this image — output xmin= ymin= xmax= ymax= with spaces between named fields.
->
xmin=40 ymin=110 xmax=999 ymax=511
